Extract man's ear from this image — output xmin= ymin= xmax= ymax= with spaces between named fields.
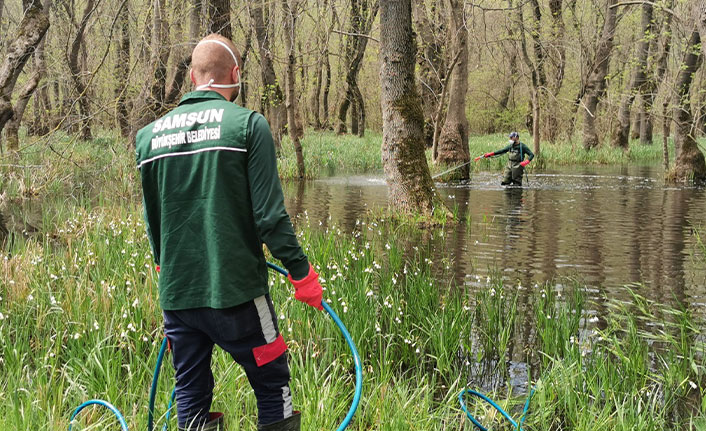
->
xmin=189 ymin=68 xmax=196 ymax=85
xmin=231 ymin=65 xmax=240 ymax=85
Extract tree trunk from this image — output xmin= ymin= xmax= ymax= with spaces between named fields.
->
xmin=639 ymin=106 xmax=653 ymax=143
xmin=6 ymin=33 xmax=46 ymax=150
xmin=312 ymin=51 xmax=322 ymax=129
xmin=697 ymin=0 xmax=706 ymax=59
xmin=165 ymin=0 xmax=201 ymax=107
xmin=129 ymin=0 xmax=171 ymax=143
xmin=380 ymin=0 xmax=439 ymax=216
xmin=641 ymin=0 xmax=673 ymax=146
xmin=414 ymin=0 xmax=446 ymax=145
xmin=115 ymin=0 xmax=130 ymax=137
xmin=662 ymin=99 xmax=670 ymax=171
xmin=515 ymin=0 xmax=543 ymax=155
xmin=149 ymin=0 xmax=170 ymax=114
xmin=350 ymin=98 xmax=359 ymax=135
xmin=630 ymin=103 xmax=641 ymax=140
xmin=435 ymin=0 xmax=469 ymax=181
xmin=0 ymin=1 xmax=50 ymax=146
xmin=249 ymin=0 xmax=286 ymax=149
xmin=672 ymin=30 xmax=705 ymax=182
xmin=282 ymin=0 xmax=305 ymax=178
xmin=322 ymin=49 xmax=331 ymax=128
xmin=66 ymin=0 xmax=97 ymax=141
xmin=545 ymin=0 xmax=565 ymax=142
xmin=581 ymin=0 xmax=618 ymax=150
xmin=611 ymin=3 xmax=652 ymax=149
xmin=337 ymin=0 xmax=378 ymax=136
xmin=209 ymin=0 xmax=231 ymax=38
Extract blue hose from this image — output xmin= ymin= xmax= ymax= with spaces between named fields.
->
xmin=147 ymin=337 xmax=169 ymax=431
xmin=68 ymin=399 xmax=129 ymax=431
xmin=266 ymin=261 xmax=363 ymax=431
xmin=70 ymin=262 xmax=363 ymax=431
xmin=459 ymin=388 xmax=534 ymax=431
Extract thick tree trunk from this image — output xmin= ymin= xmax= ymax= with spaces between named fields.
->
xmin=6 ymin=35 xmax=45 ymax=150
xmin=209 ymin=0 xmax=231 ymax=38
xmin=672 ymin=30 xmax=705 ymax=182
xmin=249 ymin=1 xmax=286 ymax=149
xmin=581 ymin=0 xmax=618 ymax=150
xmin=282 ymin=0 xmax=305 ymax=178
xmin=611 ymin=3 xmax=652 ymax=149
xmin=337 ymin=0 xmax=378 ymax=136
xmin=435 ymin=0 xmax=470 ymax=181
xmin=380 ymin=0 xmax=439 ymax=215
xmin=115 ymin=1 xmax=130 ymax=137
xmin=0 ymin=2 xmax=49 ymax=145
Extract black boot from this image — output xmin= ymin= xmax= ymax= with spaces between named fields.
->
xmin=257 ymin=412 xmax=301 ymax=431
xmin=178 ymin=412 xmax=224 ymax=431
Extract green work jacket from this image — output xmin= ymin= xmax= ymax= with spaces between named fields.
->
xmin=136 ymin=91 xmax=309 ymax=310
xmin=494 ymin=141 xmax=535 ymax=166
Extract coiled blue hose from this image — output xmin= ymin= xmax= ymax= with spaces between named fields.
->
xmin=69 ymin=262 xmax=363 ymax=431
xmin=459 ymin=388 xmax=534 ymax=431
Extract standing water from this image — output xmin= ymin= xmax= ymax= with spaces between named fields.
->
xmin=282 ymin=165 xmax=706 ymax=316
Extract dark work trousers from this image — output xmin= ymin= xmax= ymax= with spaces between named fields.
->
xmin=163 ymin=294 xmax=293 ymax=429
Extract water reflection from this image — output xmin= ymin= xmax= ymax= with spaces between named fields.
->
xmin=282 ymin=165 xmax=706 ymax=314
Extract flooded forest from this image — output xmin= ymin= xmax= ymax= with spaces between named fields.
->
xmin=2 ymin=0 xmax=706 ymax=430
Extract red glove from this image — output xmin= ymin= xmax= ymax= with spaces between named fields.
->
xmin=520 ymin=160 xmax=531 ymax=167
xmin=288 ymin=263 xmax=323 ymax=310
xmin=474 ymin=155 xmax=482 ymax=162
xmin=484 ymin=152 xmax=495 ymax=158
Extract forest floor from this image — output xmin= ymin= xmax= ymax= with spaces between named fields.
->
xmin=1 ymin=137 xmax=705 ymax=429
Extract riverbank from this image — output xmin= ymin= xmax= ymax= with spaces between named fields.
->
xmin=278 ymin=130 xmax=688 ymax=180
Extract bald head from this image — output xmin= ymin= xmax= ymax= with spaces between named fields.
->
xmin=191 ymin=34 xmax=242 ymax=90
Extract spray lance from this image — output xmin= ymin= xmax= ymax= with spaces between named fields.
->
xmin=69 ymin=263 xmax=363 ymax=431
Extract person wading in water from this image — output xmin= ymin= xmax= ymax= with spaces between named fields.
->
xmin=475 ymin=132 xmax=534 ymax=186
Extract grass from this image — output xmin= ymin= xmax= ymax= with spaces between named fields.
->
xmin=275 ymin=129 xmax=700 ymax=180
xmin=1 ymin=134 xmax=705 ymax=429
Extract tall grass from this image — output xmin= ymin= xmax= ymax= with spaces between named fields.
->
xmin=277 ymin=131 xmax=382 ymax=180
xmin=275 ymin=129 xmax=686 ymax=180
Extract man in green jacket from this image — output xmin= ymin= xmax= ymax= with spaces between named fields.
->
xmin=475 ymin=132 xmax=534 ymax=186
xmin=136 ymin=34 xmax=321 ymax=431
